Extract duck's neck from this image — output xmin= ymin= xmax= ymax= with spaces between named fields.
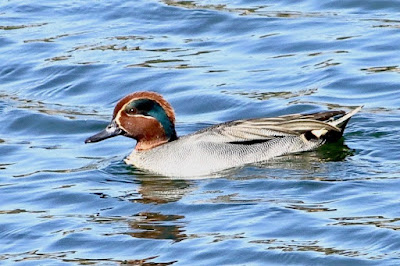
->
xmin=136 ymin=139 xmax=168 ymax=151
xmin=135 ymin=129 xmax=177 ymax=151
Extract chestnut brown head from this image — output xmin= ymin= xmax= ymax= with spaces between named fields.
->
xmin=85 ymin=91 xmax=177 ymax=150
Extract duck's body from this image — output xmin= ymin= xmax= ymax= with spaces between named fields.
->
xmin=126 ymin=129 xmax=319 ymax=177
xmin=85 ymin=91 xmax=361 ymax=177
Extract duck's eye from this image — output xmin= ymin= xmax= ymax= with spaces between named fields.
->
xmin=126 ymin=107 xmax=137 ymax=115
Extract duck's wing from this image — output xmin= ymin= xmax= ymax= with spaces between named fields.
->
xmin=194 ymin=107 xmax=362 ymax=144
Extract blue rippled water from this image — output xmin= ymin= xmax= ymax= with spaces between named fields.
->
xmin=1 ymin=0 xmax=400 ymax=265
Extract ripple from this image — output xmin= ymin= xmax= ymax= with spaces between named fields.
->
xmin=250 ymin=239 xmax=368 ymax=258
xmin=361 ymin=65 xmax=400 ymax=74
xmin=162 ymin=1 xmax=338 ymax=18
xmin=0 ymin=23 xmax=48 ymax=31
xmin=0 ymin=251 xmax=175 ymax=265
xmin=221 ymin=87 xmax=318 ymax=101
xmin=331 ymin=216 xmax=400 ymax=231
xmin=0 ymin=92 xmax=106 ymax=120
xmin=24 ymin=31 xmax=87 ymax=43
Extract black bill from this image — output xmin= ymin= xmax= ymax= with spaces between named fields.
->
xmin=85 ymin=120 xmax=124 ymax=143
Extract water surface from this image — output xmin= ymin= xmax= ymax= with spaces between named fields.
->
xmin=1 ymin=0 xmax=400 ymax=265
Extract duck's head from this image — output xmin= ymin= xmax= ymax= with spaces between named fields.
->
xmin=85 ymin=91 xmax=177 ymax=150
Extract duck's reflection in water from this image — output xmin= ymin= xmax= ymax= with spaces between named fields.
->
xmin=134 ymin=177 xmax=195 ymax=204
xmin=126 ymin=176 xmax=194 ymax=242
xmin=126 ymin=211 xmax=187 ymax=242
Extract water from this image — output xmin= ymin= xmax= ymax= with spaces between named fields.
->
xmin=1 ymin=0 xmax=400 ymax=265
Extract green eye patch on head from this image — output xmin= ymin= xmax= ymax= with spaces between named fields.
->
xmin=126 ymin=99 xmax=176 ymax=139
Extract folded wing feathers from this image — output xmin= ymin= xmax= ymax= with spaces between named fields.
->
xmin=207 ymin=106 xmax=362 ymax=143
xmin=329 ymin=106 xmax=363 ymax=128
xmin=220 ymin=126 xmax=295 ymax=141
